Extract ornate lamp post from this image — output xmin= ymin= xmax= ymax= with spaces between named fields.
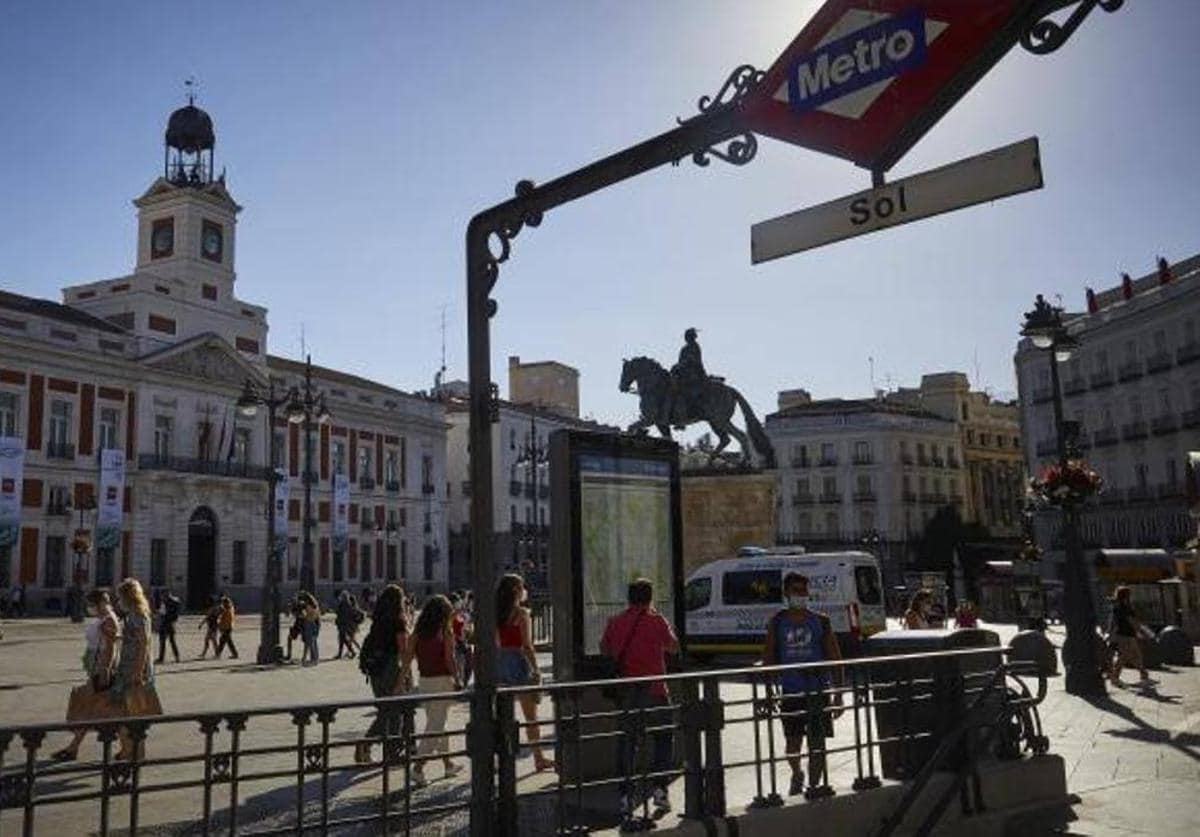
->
xmin=1021 ymin=294 xmax=1105 ymax=696
xmin=284 ymin=355 xmax=331 ymax=597
xmin=514 ymin=411 xmax=550 ymax=594
xmin=237 ymin=378 xmax=293 ymax=665
xmin=69 ymin=496 xmax=96 ymax=623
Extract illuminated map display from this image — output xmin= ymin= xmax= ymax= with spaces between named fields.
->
xmin=578 ymin=454 xmax=674 ymax=655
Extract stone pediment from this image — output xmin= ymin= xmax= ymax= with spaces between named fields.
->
xmin=133 ymin=177 xmax=242 ymax=213
xmin=143 ymin=334 xmax=263 ymax=386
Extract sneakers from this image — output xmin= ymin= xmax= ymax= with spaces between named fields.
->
xmin=652 ymin=787 xmax=671 ymax=813
xmin=789 ymin=770 xmax=806 ymax=796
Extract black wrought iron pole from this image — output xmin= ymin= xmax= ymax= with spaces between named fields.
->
xmin=1046 ymin=344 xmax=1105 ymax=696
xmin=256 ymin=390 xmax=285 ymax=666
xmin=465 ymin=78 xmax=759 ymax=835
xmin=301 ymin=355 xmax=317 ymax=596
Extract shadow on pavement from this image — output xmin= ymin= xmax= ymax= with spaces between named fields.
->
xmin=1086 ymin=691 xmax=1200 ymax=764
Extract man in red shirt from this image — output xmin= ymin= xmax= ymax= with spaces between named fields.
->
xmin=600 ymin=578 xmax=680 ymax=824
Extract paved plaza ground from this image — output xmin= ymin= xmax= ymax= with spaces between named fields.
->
xmin=0 ymin=615 xmax=1196 ymax=835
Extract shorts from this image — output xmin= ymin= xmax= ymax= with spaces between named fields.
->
xmin=779 ymin=693 xmax=833 ymax=740
xmin=497 ymin=648 xmax=533 ymax=686
xmin=1113 ymin=635 xmax=1143 ymax=671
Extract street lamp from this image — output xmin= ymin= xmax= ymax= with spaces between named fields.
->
xmin=283 ymin=354 xmax=332 ymax=595
xmin=69 ymin=495 xmax=96 ymax=623
xmin=237 ymin=377 xmax=293 ymax=665
xmin=1021 ymin=294 xmax=1104 ymax=697
xmin=514 ymin=411 xmax=550 ymax=594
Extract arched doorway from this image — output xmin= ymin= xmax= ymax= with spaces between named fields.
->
xmin=187 ymin=506 xmax=218 ymax=609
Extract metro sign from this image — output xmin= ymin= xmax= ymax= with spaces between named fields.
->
xmin=744 ymin=0 xmax=1038 ymax=172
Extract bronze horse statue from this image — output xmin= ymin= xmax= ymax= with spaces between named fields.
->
xmin=619 ymin=356 xmax=776 ymax=467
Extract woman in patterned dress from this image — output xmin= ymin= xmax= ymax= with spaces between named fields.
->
xmin=112 ymin=578 xmax=164 ymax=760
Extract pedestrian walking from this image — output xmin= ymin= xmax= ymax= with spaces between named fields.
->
xmin=300 ymin=592 xmax=322 ymax=665
xmin=155 ymin=588 xmax=182 ymax=663
xmin=762 ymin=572 xmax=844 ymax=798
xmin=10 ymin=583 xmax=25 ymax=617
xmin=412 ymin=594 xmax=463 ymax=786
xmin=335 ymin=591 xmax=360 ymax=659
xmin=903 ymin=590 xmax=934 ymax=629
xmin=198 ymin=595 xmax=220 ymax=658
xmin=111 ymin=578 xmax=164 ymax=760
xmin=285 ymin=594 xmax=306 ymax=661
xmin=51 ymin=589 xmax=120 ymax=761
xmin=495 ymin=573 xmax=555 ymax=772
xmin=1107 ymin=586 xmax=1152 ymax=687
xmin=451 ymin=593 xmax=473 ymax=687
xmin=600 ymin=577 xmax=679 ymax=823
xmin=954 ymin=600 xmax=979 ymax=629
xmin=356 ymin=584 xmax=413 ymax=766
xmin=214 ymin=596 xmax=238 ymax=659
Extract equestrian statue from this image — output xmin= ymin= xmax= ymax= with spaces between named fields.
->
xmin=619 ymin=328 xmax=776 ymax=468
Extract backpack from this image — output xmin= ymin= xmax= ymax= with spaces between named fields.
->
xmin=164 ymin=597 xmax=180 ymax=623
xmin=358 ymin=628 xmax=389 ymax=681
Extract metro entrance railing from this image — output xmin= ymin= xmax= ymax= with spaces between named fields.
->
xmin=0 ymin=647 xmax=1047 ymax=836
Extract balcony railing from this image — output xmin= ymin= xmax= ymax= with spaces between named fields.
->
xmin=1092 ymin=427 xmax=1119 ymax=447
xmin=1121 ymin=421 xmax=1148 ymax=441
xmin=930 ymin=456 xmax=945 ymax=468
xmin=852 ymin=455 xmax=873 ymax=466
xmin=508 ymin=480 xmax=522 ymax=497
xmin=538 ymin=484 xmax=550 ymax=500
xmin=1182 ymin=409 xmax=1200 ymax=429
xmin=1126 ymin=485 xmax=1152 ymax=503
xmin=1145 ymin=352 xmax=1172 ymax=374
xmin=359 ymin=476 xmax=376 ymax=491
xmin=818 ymin=457 xmax=838 ymax=467
xmin=792 ymin=494 xmax=816 ymax=506
xmin=422 ymin=483 xmax=436 ymax=495
xmin=1117 ymin=362 xmax=1143 ymax=382
xmin=46 ymin=500 xmax=70 ymax=516
xmin=1035 ymin=438 xmax=1058 ymax=457
xmin=1062 ymin=377 xmax=1087 ymax=396
xmin=851 ymin=490 xmax=876 ymax=503
xmin=45 ymin=440 xmax=75 ymax=460
xmin=137 ymin=454 xmax=271 ymax=480
xmin=790 ymin=457 xmax=811 ymax=468
xmin=818 ymin=493 xmax=842 ymax=504
xmin=385 ymin=479 xmax=401 ymax=493
xmin=1089 ymin=370 xmax=1114 ymax=389
xmin=1150 ymin=415 xmax=1178 ymax=436
xmin=1177 ymin=342 xmax=1200 ymax=366
xmin=1031 ymin=386 xmax=1053 ymax=404
xmin=900 ymin=454 xmax=914 ymax=466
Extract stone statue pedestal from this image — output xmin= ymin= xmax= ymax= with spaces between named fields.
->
xmin=681 ymin=465 xmax=777 ymax=579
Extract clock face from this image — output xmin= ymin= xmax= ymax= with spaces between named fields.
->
xmin=151 ymin=219 xmax=174 ymax=258
xmin=201 ymin=221 xmax=223 ymax=261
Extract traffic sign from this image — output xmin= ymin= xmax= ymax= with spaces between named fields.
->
xmin=743 ymin=0 xmax=1038 ymax=172
xmin=750 ymin=137 xmax=1042 ymax=263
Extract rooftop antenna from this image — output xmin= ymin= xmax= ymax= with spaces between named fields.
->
xmin=434 ymin=305 xmax=448 ymax=395
xmin=869 ymin=356 xmax=876 ymax=393
xmin=300 ymin=322 xmax=307 ymax=358
xmin=973 ymin=347 xmax=982 ymax=390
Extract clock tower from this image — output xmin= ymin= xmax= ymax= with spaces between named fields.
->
xmin=63 ymin=97 xmax=268 ymax=362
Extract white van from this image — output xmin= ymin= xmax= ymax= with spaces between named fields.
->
xmin=684 ymin=550 xmax=886 ymax=659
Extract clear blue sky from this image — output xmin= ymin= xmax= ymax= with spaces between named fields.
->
xmin=2 ymin=1 xmax=1197 ymax=430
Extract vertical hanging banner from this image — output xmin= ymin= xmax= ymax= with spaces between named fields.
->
xmin=0 ymin=437 xmax=24 ymax=550
xmin=333 ymin=473 xmax=350 ymax=553
xmin=95 ymin=449 xmax=125 ymax=550
xmin=273 ymin=469 xmax=290 ymax=544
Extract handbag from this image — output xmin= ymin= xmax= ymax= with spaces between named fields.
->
xmin=599 ymin=610 xmax=645 ymax=703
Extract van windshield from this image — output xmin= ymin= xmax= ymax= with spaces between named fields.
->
xmin=855 ymin=566 xmax=882 ymax=605
xmin=685 ymin=577 xmax=712 ymax=611
xmin=722 ymin=570 xmax=782 ymax=606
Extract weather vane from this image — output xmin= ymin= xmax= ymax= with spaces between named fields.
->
xmin=184 ymin=75 xmax=198 ymax=105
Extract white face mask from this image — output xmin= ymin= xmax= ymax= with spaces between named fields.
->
xmin=786 ymin=594 xmax=809 ymax=610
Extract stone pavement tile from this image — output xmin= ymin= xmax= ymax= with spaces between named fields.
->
xmin=1065 ymin=778 xmax=1200 ymax=837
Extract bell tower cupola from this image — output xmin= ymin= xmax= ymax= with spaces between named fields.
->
xmin=164 ymin=89 xmax=216 ymax=186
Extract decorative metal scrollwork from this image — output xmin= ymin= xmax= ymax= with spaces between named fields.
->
xmin=677 ymin=64 xmax=764 ymax=169
xmin=1020 ymin=0 xmax=1125 ymax=55
xmin=0 ymin=774 xmax=27 ymax=810
xmin=304 ymin=744 xmax=323 ymax=773
xmin=211 ymin=753 xmax=232 ymax=781
xmin=108 ymin=764 xmax=132 ymax=793
xmin=477 ymin=180 xmax=543 ymax=319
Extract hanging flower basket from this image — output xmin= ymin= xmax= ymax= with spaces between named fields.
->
xmin=1028 ymin=459 xmax=1103 ymax=507
xmin=71 ymin=533 xmax=93 ymax=555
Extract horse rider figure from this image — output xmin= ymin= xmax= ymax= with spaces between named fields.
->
xmin=670 ymin=328 xmax=707 ymax=429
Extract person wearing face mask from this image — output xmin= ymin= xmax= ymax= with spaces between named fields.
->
xmin=762 ymin=572 xmax=843 ymax=797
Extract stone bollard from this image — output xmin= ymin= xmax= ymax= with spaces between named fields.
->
xmin=1008 ymin=630 xmax=1058 ymax=677
xmin=1157 ymin=626 xmax=1195 ymax=666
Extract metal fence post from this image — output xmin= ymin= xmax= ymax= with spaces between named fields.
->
xmin=701 ymin=676 xmax=725 ymax=818
xmin=679 ymin=678 xmax=705 ymax=820
xmin=496 ymin=692 xmax=519 ymax=835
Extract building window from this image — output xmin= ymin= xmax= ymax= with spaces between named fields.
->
xmin=794 ymin=477 xmax=809 ymax=497
xmin=0 ymin=545 xmax=10 ymax=588
xmin=820 ymin=442 xmax=836 ymax=465
xmin=333 ymin=549 xmax=344 ymax=582
xmin=853 ymin=441 xmax=871 ymax=464
xmin=386 ymin=544 xmax=397 ymax=580
xmin=1158 ymin=388 xmax=1172 ymax=416
xmin=0 ymin=392 xmax=18 ymax=436
xmin=1166 ymin=458 xmax=1178 ymax=486
xmin=231 ymin=541 xmax=247 ymax=585
xmin=150 ymin=539 xmax=168 ymax=587
xmin=855 ymin=474 xmax=872 ymax=495
xmin=386 ymin=451 xmax=398 ymax=484
xmin=154 ymin=415 xmax=173 ymax=458
xmin=422 ymin=454 xmax=434 ymax=489
xmin=400 ymin=540 xmax=408 ymax=579
xmin=1134 ymin=463 xmax=1148 ymax=489
xmin=359 ymin=446 xmax=372 ymax=481
xmin=858 ymin=509 xmax=875 ymax=533
xmin=424 ymin=545 xmax=434 ymax=581
xmin=287 ymin=543 xmax=298 ymax=580
xmin=49 ymin=400 xmax=71 ymax=446
xmin=790 ymin=444 xmax=808 ymax=466
xmin=824 ymin=511 xmax=839 ymax=536
xmin=822 ymin=476 xmax=837 ymax=497
xmin=98 ymin=407 xmax=120 ymax=451
xmin=509 ymin=428 xmax=516 ymax=451
xmin=361 ymin=542 xmax=372 ymax=581
xmin=272 ymin=431 xmax=285 ymax=469
xmin=233 ymin=427 xmax=251 ymax=464
xmin=332 ymin=440 xmax=346 ymax=474
xmin=44 ymin=536 xmax=66 ymax=589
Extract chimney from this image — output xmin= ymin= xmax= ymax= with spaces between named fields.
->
xmin=1120 ymin=272 xmax=1134 ymax=300
xmin=1085 ymin=287 xmax=1097 ymax=313
xmin=1157 ymin=256 xmax=1173 ymax=286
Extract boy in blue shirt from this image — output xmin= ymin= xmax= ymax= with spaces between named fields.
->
xmin=762 ymin=571 xmax=843 ymax=797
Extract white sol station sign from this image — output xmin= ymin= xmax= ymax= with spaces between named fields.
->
xmin=751 ymin=137 xmax=1043 ymax=263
